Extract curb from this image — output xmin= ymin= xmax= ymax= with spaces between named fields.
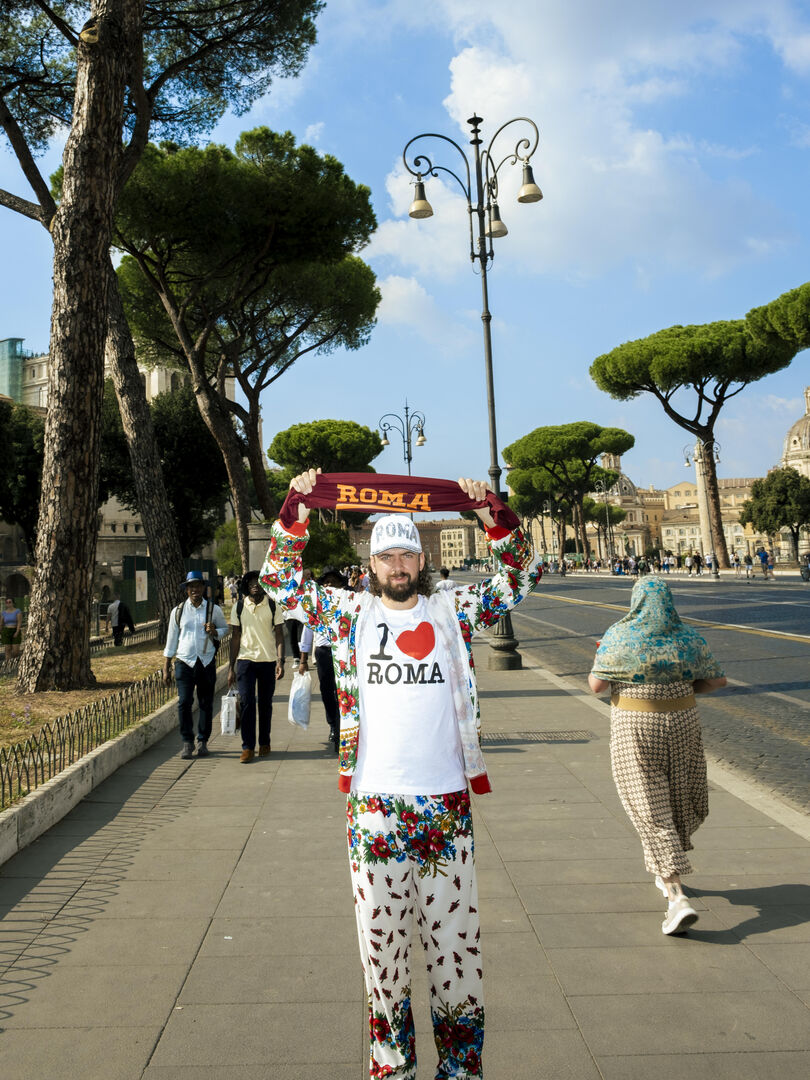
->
xmin=0 ymin=664 xmax=229 ymax=867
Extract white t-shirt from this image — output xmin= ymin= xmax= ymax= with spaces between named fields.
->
xmin=434 ymin=578 xmax=457 ymax=591
xmin=352 ymin=596 xmax=465 ymax=796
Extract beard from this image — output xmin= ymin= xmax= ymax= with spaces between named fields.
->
xmin=380 ymin=574 xmax=418 ymax=602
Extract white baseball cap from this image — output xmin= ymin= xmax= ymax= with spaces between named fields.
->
xmin=370 ymin=515 xmax=422 ymax=555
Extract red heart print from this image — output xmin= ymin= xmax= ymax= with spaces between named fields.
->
xmin=395 ymin=622 xmax=435 ymax=660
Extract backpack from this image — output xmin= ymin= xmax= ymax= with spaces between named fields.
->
xmin=174 ymin=597 xmax=220 ymax=653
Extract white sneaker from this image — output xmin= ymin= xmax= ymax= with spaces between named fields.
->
xmin=662 ymin=896 xmax=698 ymax=935
xmin=654 ymin=875 xmax=668 ymax=898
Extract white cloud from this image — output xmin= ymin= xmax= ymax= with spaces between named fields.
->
xmin=783 ymin=116 xmax=810 ymax=148
xmin=368 ymin=167 xmax=472 ymax=280
xmin=303 ymin=121 xmax=325 ymax=146
xmin=367 ymin=1 xmax=807 ymax=284
xmin=375 ymin=274 xmax=476 ymax=356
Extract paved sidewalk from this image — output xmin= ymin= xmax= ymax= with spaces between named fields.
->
xmin=2 ymin=648 xmax=810 ymax=1079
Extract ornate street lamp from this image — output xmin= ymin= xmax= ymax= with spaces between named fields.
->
xmin=403 ymin=114 xmax=543 ymax=670
xmin=683 ymin=440 xmax=721 ymax=578
xmin=378 ymin=401 xmax=427 ymax=476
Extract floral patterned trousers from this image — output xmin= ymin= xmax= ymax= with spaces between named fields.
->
xmin=347 ymin=790 xmax=485 ymax=1080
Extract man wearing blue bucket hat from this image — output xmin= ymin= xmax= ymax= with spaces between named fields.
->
xmin=163 ymin=571 xmax=228 ymax=759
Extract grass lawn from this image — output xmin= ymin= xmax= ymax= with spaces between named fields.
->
xmin=0 ymin=642 xmax=168 ymax=750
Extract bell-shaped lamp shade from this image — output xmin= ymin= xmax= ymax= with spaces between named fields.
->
xmin=517 ymin=162 xmax=543 ymax=203
xmin=380 ymin=432 xmax=390 ymax=447
xmin=415 ymin=429 xmax=426 ymax=447
xmin=485 ymin=203 xmax=508 ymax=238
xmin=408 ymin=179 xmax=434 ymax=220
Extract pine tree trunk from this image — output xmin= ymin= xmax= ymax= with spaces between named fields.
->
xmin=17 ymin=6 xmax=132 ymax=692
xmin=192 ymin=384 xmax=253 ymax=568
xmin=105 ymin=265 xmax=185 ymax=637
xmin=244 ymin=403 xmax=276 ymax=521
xmin=701 ymin=445 xmax=731 ymax=568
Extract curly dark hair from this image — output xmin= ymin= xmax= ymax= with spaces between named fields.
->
xmin=368 ymin=563 xmax=434 ymax=599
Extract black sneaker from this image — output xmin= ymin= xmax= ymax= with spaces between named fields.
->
xmin=180 ymin=742 xmax=194 ymax=760
xmin=196 ymin=741 xmax=210 ymax=757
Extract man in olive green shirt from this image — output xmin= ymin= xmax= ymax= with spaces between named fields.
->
xmin=228 ymin=570 xmax=285 ymax=762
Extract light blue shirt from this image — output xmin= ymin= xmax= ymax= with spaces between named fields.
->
xmin=163 ymin=599 xmax=228 ymax=667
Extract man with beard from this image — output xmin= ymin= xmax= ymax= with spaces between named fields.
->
xmin=260 ymin=469 xmax=541 ymax=1080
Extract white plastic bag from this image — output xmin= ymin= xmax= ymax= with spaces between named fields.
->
xmin=287 ymin=670 xmax=312 ymax=729
xmin=220 ymin=690 xmax=238 ymax=736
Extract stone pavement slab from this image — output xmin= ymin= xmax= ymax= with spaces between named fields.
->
xmin=1 ymin=648 xmax=809 ymax=1079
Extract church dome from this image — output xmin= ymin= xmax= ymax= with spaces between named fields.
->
xmin=610 ymin=474 xmax=635 ymax=497
xmin=781 ymin=388 xmax=810 ymax=474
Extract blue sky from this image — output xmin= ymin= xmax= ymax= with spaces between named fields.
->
xmin=2 ymin=0 xmax=810 ymax=493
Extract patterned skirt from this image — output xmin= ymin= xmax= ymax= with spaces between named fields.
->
xmin=609 ymin=680 xmax=708 ymax=877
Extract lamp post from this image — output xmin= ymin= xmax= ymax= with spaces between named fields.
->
xmin=404 ymin=113 xmax=543 ymax=670
xmin=683 ymin=440 xmax=721 ymax=579
xmin=594 ymin=480 xmax=614 ymax=564
xmin=378 ymin=401 xmax=427 ymax=476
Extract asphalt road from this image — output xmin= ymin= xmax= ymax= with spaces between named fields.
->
xmin=503 ymin=569 xmax=810 ymax=813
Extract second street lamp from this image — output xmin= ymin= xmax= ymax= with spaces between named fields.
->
xmin=378 ymin=402 xmax=427 ymax=476
xmin=403 ymin=113 xmax=543 ymax=669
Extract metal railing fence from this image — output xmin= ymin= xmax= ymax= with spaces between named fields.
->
xmin=0 ymin=670 xmax=172 ymax=809
xmin=1 ymin=629 xmax=232 ymax=809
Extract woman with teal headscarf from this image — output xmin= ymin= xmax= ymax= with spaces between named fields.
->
xmin=588 ymin=577 xmax=726 ymax=936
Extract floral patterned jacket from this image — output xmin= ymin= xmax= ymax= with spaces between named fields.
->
xmin=260 ymin=517 xmax=542 ymax=793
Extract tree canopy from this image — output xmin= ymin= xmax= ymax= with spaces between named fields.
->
xmin=739 ymin=467 xmax=810 ymax=560
xmin=0 ymin=399 xmax=45 ymax=558
xmin=268 ymin=419 xmax=383 ymax=475
xmin=590 ymin=319 xmax=798 ymax=566
xmin=1 ymin=2 xmax=321 ymax=166
xmin=113 ymin=131 xmax=379 ymax=559
xmin=590 ymin=320 xmax=795 ymax=415
xmin=746 ymin=281 xmax=810 ymax=353
xmin=504 ymin=421 xmax=633 ymax=557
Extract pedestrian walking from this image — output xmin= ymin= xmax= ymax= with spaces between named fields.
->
xmin=106 ymin=594 xmax=135 ymax=646
xmin=2 ymin=597 xmax=22 ymax=659
xmin=260 ymin=468 xmax=542 ymax=1080
xmin=298 ymin=566 xmax=347 ymax=753
xmin=163 ymin=571 xmax=228 ymax=759
xmin=588 ymin=577 xmax=726 ymax=936
xmin=434 ymin=566 xmax=457 ymax=591
xmin=227 ymin=570 xmax=285 ymax=763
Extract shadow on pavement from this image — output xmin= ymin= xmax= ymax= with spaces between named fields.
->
xmin=692 ymin=882 xmax=810 ymax=941
xmin=0 ymin=740 xmax=202 ymax=1030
